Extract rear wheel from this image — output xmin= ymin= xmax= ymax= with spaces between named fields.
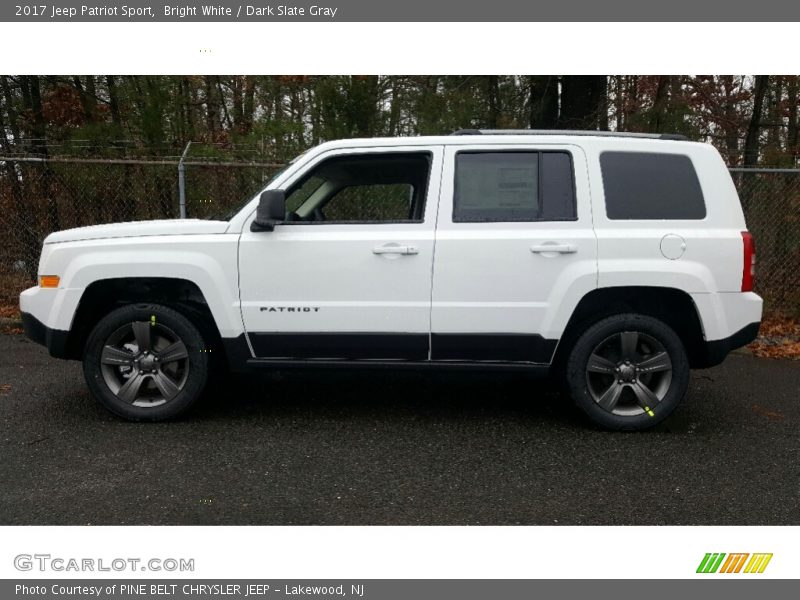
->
xmin=565 ymin=313 xmax=689 ymax=430
xmin=83 ymin=303 xmax=209 ymax=421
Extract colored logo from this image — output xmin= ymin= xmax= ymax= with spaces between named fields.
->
xmin=696 ymin=553 xmax=773 ymax=574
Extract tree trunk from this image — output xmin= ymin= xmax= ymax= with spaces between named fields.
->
xmin=0 ymin=79 xmax=39 ymax=281
xmin=765 ymin=76 xmax=782 ymax=160
xmin=106 ymin=75 xmax=123 ymax=139
xmin=528 ymin=76 xmax=558 ymax=129
xmin=387 ymin=76 xmax=401 ymax=136
xmin=24 ymin=76 xmax=60 ymax=233
xmin=788 ymin=76 xmax=798 ymax=165
xmin=1 ymin=76 xmax=22 ymax=147
xmin=743 ymin=75 xmax=769 ymax=168
xmin=72 ymin=75 xmax=97 ymax=122
xmin=721 ymin=76 xmax=740 ymax=165
xmin=648 ymin=76 xmax=670 ymax=132
xmin=486 ymin=75 xmax=500 ymax=128
xmin=558 ymin=76 xmax=605 ymax=130
xmin=243 ymin=76 xmax=256 ymax=134
xmin=597 ymin=77 xmax=609 ymax=130
xmin=204 ymin=76 xmax=219 ymax=133
xmin=232 ymin=76 xmax=244 ymax=132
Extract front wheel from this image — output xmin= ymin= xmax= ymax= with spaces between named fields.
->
xmin=565 ymin=313 xmax=689 ymax=431
xmin=83 ymin=303 xmax=210 ymax=421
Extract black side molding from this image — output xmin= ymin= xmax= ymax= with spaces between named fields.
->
xmin=245 ymin=358 xmax=551 ymax=375
xmin=248 ymin=332 xmax=430 ymax=361
xmin=221 ymin=331 xmax=556 ymax=373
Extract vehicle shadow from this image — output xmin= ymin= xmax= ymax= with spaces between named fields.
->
xmin=192 ymin=368 xmax=581 ymax=428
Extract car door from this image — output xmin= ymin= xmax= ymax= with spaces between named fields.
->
xmin=238 ymin=146 xmax=442 ymax=361
xmin=430 ymin=143 xmax=597 ymax=363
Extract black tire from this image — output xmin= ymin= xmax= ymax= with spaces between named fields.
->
xmin=83 ymin=303 xmax=210 ymax=421
xmin=565 ymin=313 xmax=689 ymax=431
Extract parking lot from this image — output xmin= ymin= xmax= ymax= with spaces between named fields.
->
xmin=1 ymin=332 xmax=798 ymax=525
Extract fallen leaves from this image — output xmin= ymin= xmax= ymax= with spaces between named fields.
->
xmin=751 ymin=404 xmax=786 ymax=421
xmin=748 ymin=314 xmax=800 ymax=360
xmin=0 ymin=304 xmax=22 ymax=334
xmin=0 ymin=304 xmax=19 ymax=319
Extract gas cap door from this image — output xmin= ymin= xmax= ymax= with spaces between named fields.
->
xmin=660 ymin=234 xmax=687 ymax=260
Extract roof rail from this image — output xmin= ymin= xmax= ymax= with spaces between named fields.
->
xmin=450 ymin=129 xmax=689 ymax=141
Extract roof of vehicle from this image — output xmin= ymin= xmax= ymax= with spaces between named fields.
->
xmin=450 ymin=129 xmax=689 ymax=141
xmin=310 ymin=130 xmax=701 ymax=153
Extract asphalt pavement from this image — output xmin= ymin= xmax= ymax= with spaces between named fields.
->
xmin=1 ymin=333 xmax=799 ymax=525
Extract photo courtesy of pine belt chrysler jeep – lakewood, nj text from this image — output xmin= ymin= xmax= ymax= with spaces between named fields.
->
xmin=20 ymin=130 xmax=763 ymax=430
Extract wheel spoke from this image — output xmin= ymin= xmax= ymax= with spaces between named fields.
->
xmin=587 ymin=353 xmax=617 ymax=374
xmin=152 ymin=372 xmax=181 ymax=400
xmin=597 ymin=382 xmax=625 ymax=412
xmin=620 ymin=331 xmax=639 ymax=360
xmin=636 ymin=351 xmax=671 ymax=373
xmin=631 ymin=380 xmax=661 ymax=410
xmin=101 ymin=345 xmax=135 ymax=366
xmin=158 ymin=340 xmax=188 ymax=364
xmin=131 ymin=321 xmax=152 ymax=352
xmin=117 ymin=372 xmax=147 ymax=404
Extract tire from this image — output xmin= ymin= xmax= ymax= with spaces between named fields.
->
xmin=83 ymin=303 xmax=210 ymax=421
xmin=565 ymin=313 xmax=689 ymax=431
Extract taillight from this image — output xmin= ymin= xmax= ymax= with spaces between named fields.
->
xmin=741 ymin=231 xmax=756 ymax=292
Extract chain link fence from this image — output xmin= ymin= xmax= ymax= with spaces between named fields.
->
xmin=0 ymin=156 xmax=282 ymax=308
xmin=1 ymin=156 xmax=798 ymax=315
xmin=730 ymin=168 xmax=800 ymax=314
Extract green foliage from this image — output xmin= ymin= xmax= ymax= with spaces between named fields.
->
xmin=1 ymin=75 xmax=798 ymax=167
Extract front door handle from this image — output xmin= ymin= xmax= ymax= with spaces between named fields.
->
xmin=530 ymin=243 xmax=578 ymax=254
xmin=373 ymin=244 xmax=419 ymax=255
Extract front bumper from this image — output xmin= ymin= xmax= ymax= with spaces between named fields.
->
xmin=19 ymin=285 xmax=75 ymax=359
xmin=20 ymin=311 xmax=71 ymax=359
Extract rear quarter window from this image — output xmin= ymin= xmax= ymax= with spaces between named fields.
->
xmin=600 ymin=151 xmax=706 ymax=220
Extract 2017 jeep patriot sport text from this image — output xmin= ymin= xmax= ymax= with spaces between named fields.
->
xmin=19 ymin=130 xmax=763 ymax=430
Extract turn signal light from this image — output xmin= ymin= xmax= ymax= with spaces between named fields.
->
xmin=39 ymin=275 xmax=60 ymax=288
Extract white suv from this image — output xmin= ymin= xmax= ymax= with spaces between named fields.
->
xmin=19 ymin=130 xmax=762 ymax=430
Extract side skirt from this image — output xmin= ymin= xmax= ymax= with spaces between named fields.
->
xmin=221 ymin=334 xmax=552 ymax=375
xmin=222 ymin=334 xmax=555 ymax=376
xmin=245 ymin=357 xmax=552 ymax=375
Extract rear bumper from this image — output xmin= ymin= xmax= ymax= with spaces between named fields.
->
xmin=698 ymin=321 xmax=760 ymax=368
xmin=689 ymin=291 xmax=762 ymax=368
xmin=20 ymin=311 xmax=71 ymax=359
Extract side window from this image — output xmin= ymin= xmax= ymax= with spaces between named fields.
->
xmin=284 ymin=152 xmax=431 ymax=224
xmin=600 ymin=151 xmax=706 ymax=220
xmin=453 ymin=151 xmax=576 ymax=222
xmin=325 ymin=184 xmax=414 ymax=221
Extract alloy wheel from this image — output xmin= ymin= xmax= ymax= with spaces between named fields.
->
xmin=585 ymin=330 xmax=673 ymax=417
xmin=99 ymin=320 xmax=190 ymax=407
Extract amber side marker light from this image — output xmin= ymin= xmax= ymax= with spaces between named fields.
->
xmin=39 ymin=275 xmax=60 ymax=288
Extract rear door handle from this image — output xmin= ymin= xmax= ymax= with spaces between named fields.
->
xmin=530 ymin=243 xmax=578 ymax=254
xmin=373 ymin=244 xmax=419 ymax=255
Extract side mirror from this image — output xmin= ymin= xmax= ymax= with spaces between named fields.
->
xmin=250 ymin=189 xmax=286 ymax=232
